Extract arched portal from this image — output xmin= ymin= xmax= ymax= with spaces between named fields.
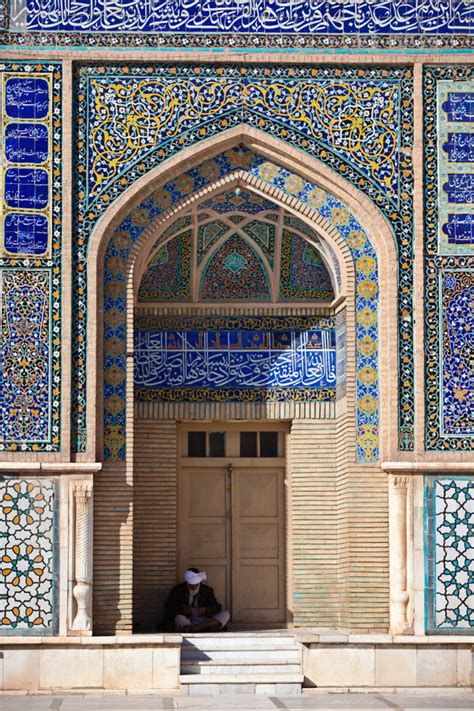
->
xmin=89 ymin=135 xmax=398 ymax=635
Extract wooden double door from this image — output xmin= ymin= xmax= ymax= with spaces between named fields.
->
xmin=179 ymin=426 xmax=287 ymax=624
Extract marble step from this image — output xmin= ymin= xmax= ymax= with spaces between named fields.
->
xmin=181 ymin=648 xmax=300 ymax=662
xmin=182 ymin=636 xmax=299 ymax=651
xmin=179 ymin=673 xmax=304 ymax=684
xmin=180 ymin=680 xmax=302 ymax=696
xmin=181 ymin=661 xmax=302 ymax=674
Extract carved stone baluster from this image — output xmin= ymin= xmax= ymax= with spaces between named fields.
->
xmin=389 ymin=475 xmax=410 ymax=634
xmin=72 ymin=481 xmax=93 ymax=632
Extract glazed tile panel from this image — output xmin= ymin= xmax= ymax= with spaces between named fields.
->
xmin=75 ymin=65 xmax=414 ymax=455
xmin=0 ymin=63 xmax=61 ymax=452
xmin=9 ymin=0 xmax=473 ymax=34
xmin=440 ymin=271 xmax=474 ymax=438
xmin=0 ymin=479 xmax=57 ymax=634
xmin=134 ymin=316 xmax=336 ymax=402
xmin=424 ymin=67 xmax=474 ymax=451
xmin=437 ymin=82 xmax=474 ymax=255
xmin=0 ymin=270 xmax=52 ymax=445
xmin=85 ymin=70 xmax=400 ymax=203
xmin=425 ymin=477 xmax=474 ymax=633
xmin=1 ymin=71 xmax=52 ymax=258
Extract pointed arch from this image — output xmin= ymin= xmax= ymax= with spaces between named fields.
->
xmin=87 ymin=128 xmax=397 ymax=463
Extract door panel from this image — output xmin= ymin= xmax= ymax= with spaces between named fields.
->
xmin=232 ymin=467 xmax=285 ymax=623
xmin=180 ymin=467 xmax=231 ymax=611
xmin=179 ymin=433 xmax=286 ymax=625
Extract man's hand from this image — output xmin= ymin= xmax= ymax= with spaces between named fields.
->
xmin=182 ymin=605 xmax=193 ymax=615
xmin=195 ymin=607 xmax=207 ymax=616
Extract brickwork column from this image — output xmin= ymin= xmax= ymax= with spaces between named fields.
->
xmin=71 ymin=481 xmax=93 ymax=632
xmin=389 ymin=475 xmax=410 ymax=634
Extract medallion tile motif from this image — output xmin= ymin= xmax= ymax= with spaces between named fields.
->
xmin=0 ymin=479 xmax=57 ymax=634
xmin=74 ymin=65 xmax=414 ymax=455
xmin=425 ymin=477 xmax=474 ymax=633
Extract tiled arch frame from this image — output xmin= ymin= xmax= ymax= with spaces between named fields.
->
xmin=87 ymin=128 xmax=398 ymax=463
xmin=126 ymin=171 xmax=377 ymax=464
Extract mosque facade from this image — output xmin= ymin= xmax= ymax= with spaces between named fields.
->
xmin=0 ymin=1 xmax=473 ymax=693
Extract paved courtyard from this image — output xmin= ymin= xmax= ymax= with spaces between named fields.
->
xmin=1 ymin=693 xmax=473 ymax=710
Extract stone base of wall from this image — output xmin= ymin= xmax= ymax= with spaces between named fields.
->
xmin=302 ymin=636 xmax=474 ymax=689
xmin=2 ymin=634 xmax=472 ymax=692
xmin=0 ymin=636 xmax=181 ymax=692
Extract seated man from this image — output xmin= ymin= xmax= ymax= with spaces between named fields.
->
xmin=163 ymin=568 xmax=230 ymax=632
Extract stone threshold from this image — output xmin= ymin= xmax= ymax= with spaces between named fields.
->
xmin=0 ymin=634 xmax=182 ymax=645
xmin=0 ymin=462 xmax=102 ymax=472
xmin=1 ymin=631 xmax=474 ymax=645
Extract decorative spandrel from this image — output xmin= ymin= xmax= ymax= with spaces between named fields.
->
xmin=0 ymin=479 xmax=57 ymax=634
xmin=84 ymin=70 xmax=401 ymax=204
xmin=425 ymin=477 xmax=474 ymax=633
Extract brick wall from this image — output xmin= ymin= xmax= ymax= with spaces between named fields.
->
xmin=133 ymin=419 xmax=177 ymax=632
xmin=93 ymin=460 xmax=134 ymax=634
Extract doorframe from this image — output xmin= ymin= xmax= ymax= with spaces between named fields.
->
xmin=177 ymin=420 xmax=293 ymax=627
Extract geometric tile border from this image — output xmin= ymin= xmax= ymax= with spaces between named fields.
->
xmin=425 ymin=476 xmax=474 ymax=634
xmin=0 ymin=478 xmax=58 ymax=635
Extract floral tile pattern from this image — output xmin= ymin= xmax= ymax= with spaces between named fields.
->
xmin=74 ymin=65 xmax=414 ymax=454
xmin=0 ymin=62 xmax=62 ymax=452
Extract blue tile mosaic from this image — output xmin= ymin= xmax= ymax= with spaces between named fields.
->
xmin=4 ymin=77 xmax=49 ymax=119
xmin=440 ymin=270 xmax=474 ymax=438
xmin=4 ymin=213 xmax=49 ymax=255
xmin=134 ymin=320 xmax=336 ymax=401
xmin=4 ymin=123 xmax=49 ymax=164
xmin=443 ymin=173 xmax=474 ymax=204
xmin=442 ymin=214 xmax=474 ymax=245
xmin=443 ymin=133 xmax=474 ymax=162
xmin=4 ymin=168 xmax=49 ymax=210
xmin=0 ymin=270 xmax=52 ymax=445
xmin=0 ymin=63 xmax=62 ymax=452
xmin=437 ymin=78 xmax=474 ymax=255
xmin=442 ymin=92 xmax=474 ymax=123
xmin=6 ymin=0 xmax=474 ymax=46
xmin=74 ymin=64 xmax=414 ymax=455
xmin=101 ymin=150 xmax=379 ymax=462
xmin=424 ymin=66 xmax=474 ymax=453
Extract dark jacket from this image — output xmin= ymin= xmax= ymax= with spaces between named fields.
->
xmin=162 ymin=582 xmax=222 ymax=631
